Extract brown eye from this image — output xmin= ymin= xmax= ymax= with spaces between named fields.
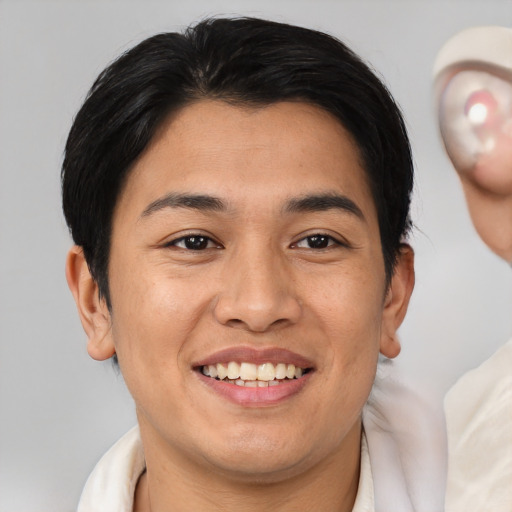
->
xmin=438 ymin=69 xmax=512 ymax=173
xmin=295 ymin=234 xmax=338 ymax=249
xmin=171 ymin=235 xmax=217 ymax=250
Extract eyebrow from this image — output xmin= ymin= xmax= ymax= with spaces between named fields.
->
xmin=140 ymin=191 xmax=364 ymax=221
xmin=283 ymin=193 xmax=364 ymax=220
xmin=140 ymin=193 xmax=226 ymax=218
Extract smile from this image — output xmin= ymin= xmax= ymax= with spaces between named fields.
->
xmin=201 ymin=362 xmax=308 ymax=387
xmin=194 ymin=347 xmax=314 ymax=406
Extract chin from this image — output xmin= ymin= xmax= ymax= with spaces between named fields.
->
xmin=206 ymin=454 xmax=311 ymax=484
xmin=200 ymin=431 xmax=314 ymax=481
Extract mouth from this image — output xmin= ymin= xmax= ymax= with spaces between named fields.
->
xmin=199 ymin=361 xmax=311 ymax=387
xmin=193 ymin=347 xmax=315 ymax=405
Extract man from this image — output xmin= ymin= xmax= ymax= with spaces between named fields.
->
xmin=63 ymin=17 xmax=418 ymax=511
xmin=434 ymin=26 xmax=512 ymax=512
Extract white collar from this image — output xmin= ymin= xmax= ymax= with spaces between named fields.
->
xmin=77 ymin=426 xmax=145 ymax=512
xmin=353 ymin=431 xmax=375 ymax=512
xmin=77 ymin=426 xmax=374 ymax=512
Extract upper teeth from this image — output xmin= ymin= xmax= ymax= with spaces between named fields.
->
xmin=202 ymin=362 xmax=305 ymax=381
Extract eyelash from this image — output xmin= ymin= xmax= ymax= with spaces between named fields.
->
xmin=166 ymin=235 xmax=221 ymax=251
xmin=166 ymin=233 xmax=345 ymax=251
xmin=292 ymin=233 xmax=344 ymax=250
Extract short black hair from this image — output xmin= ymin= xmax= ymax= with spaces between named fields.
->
xmin=62 ymin=17 xmax=413 ymax=306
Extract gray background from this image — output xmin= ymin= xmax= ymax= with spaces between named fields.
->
xmin=1 ymin=1 xmax=511 ymax=510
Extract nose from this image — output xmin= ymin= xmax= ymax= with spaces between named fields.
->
xmin=213 ymin=246 xmax=302 ymax=333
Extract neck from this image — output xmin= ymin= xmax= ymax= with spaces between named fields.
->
xmin=134 ymin=419 xmax=362 ymax=512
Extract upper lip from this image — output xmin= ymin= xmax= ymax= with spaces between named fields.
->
xmin=193 ymin=346 xmax=315 ymax=369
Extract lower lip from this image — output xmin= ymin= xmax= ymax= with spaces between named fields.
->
xmin=196 ymin=372 xmax=312 ymax=407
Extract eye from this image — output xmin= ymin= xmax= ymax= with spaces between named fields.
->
xmin=168 ymin=235 xmax=220 ymax=250
xmin=438 ymin=69 xmax=512 ymax=172
xmin=294 ymin=234 xmax=340 ymax=249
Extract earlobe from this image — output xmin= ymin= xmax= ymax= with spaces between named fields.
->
xmin=379 ymin=244 xmax=415 ymax=359
xmin=65 ymin=246 xmax=115 ymax=361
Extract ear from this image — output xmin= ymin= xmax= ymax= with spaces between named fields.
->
xmin=65 ymin=246 xmax=115 ymax=361
xmin=379 ymin=244 xmax=415 ymax=359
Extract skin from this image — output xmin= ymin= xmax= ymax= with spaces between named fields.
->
xmin=457 ymin=142 xmax=512 ymax=262
xmin=66 ymin=100 xmax=414 ymax=512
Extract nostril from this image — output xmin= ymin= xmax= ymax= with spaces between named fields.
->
xmin=270 ymin=318 xmax=288 ymax=328
xmin=225 ymin=318 xmax=244 ymax=328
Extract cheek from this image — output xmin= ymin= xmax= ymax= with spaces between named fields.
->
xmin=310 ymin=264 xmax=384 ymax=344
xmin=108 ymin=262 xmax=210 ymax=394
xmin=309 ymin=267 xmax=383 ymax=398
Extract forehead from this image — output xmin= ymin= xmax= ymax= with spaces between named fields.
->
xmin=117 ymin=100 xmax=375 ymax=220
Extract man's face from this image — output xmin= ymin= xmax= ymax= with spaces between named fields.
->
xmin=86 ymin=100 xmax=410 ymax=480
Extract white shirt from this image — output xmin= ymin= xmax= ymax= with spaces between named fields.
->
xmin=445 ymin=339 xmax=512 ymax=512
xmin=77 ymin=426 xmax=374 ymax=512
